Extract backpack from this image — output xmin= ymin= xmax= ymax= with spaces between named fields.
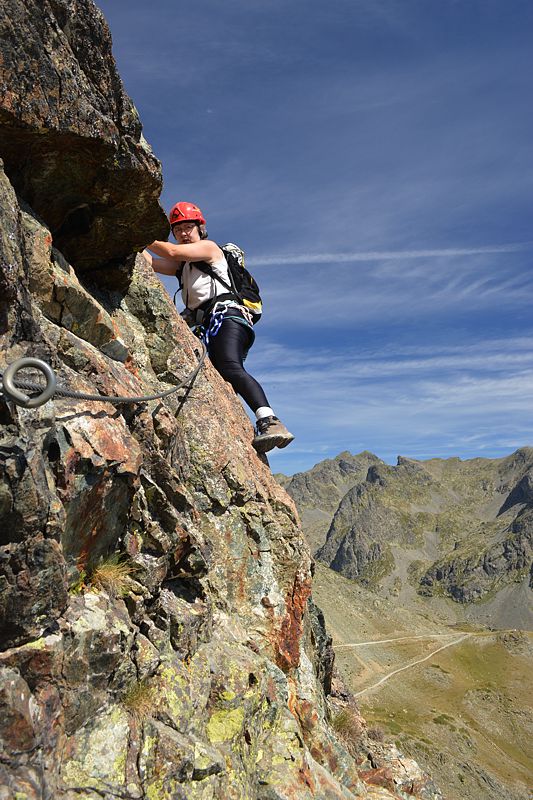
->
xmin=190 ymin=243 xmax=262 ymax=322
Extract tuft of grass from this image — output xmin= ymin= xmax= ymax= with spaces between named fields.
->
xmin=331 ymin=707 xmax=364 ymax=754
xmin=89 ymin=554 xmax=135 ymax=597
xmin=122 ymin=679 xmax=156 ymax=720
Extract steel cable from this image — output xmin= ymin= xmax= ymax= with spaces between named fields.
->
xmin=0 ymin=340 xmax=207 ymax=408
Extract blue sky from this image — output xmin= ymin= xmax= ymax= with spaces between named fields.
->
xmin=96 ymin=0 xmax=533 ymax=475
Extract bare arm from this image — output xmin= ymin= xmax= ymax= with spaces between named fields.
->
xmin=148 ymin=239 xmax=222 ymax=264
xmin=143 ymin=249 xmax=180 ymax=276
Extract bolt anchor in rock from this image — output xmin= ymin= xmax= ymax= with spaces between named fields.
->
xmin=1 ymin=357 xmax=57 ymax=408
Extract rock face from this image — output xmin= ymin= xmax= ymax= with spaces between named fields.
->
xmin=287 ymin=451 xmax=533 ymax=627
xmin=0 ymin=3 xmax=441 ymax=798
xmin=0 ymin=0 xmax=168 ymax=280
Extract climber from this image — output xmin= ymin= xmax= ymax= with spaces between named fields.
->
xmin=144 ymin=201 xmax=294 ymax=454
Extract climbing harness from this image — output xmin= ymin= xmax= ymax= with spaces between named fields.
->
xmin=201 ymin=307 xmax=226 ymax=347
xmin=0 ymin=342 xmax=207 ymax=409
xmin=196 ymin=300 xmax=255 ymax=351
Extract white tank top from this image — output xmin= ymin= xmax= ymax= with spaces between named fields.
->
xmin=181 ymin=254 xmax=231 ymax=310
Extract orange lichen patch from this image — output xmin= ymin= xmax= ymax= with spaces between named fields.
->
xmin=111 ymin=318 xmax=122 ymax=339
xmin=64 ymin=415 xmax=142 ymax=476
xmin=287 ymin=679 xmax=298 ymax=715
xmin=310 ymin=743 xmax=340 ymax=776
xmin=359 ymin=767 xmax=396 ymax=793
xmin=297 ymin=762 xmax=316 ymax=792
xmin=276 ymin=573 xmax=312 ymax=672
xmin=123 ymin=353 xmax=138 ymax=375
xmin=293 ymin=698 xmax=319 ymax=734
xmin=290 ymin=693 xmax=341 ymax=777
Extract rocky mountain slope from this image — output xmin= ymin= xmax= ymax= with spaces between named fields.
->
xmin=283 ymin=450 xmax=533 ymax=629
xmin=282 ymin=453 xmax=533 ymax=799
xmin=0 ymin=2 xmax=441 ymax=798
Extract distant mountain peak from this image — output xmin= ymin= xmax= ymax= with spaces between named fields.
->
xmin=284 ymin=448 xmax=533 ymax=630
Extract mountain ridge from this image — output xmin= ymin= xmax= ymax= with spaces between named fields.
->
xmin=281 ymin=447 xmax=533 ymax=629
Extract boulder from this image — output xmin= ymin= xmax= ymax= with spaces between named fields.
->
xmin=0 ymin=0 xmax=168 ymax=280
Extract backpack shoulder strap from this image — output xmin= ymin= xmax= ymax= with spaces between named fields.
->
xmin=190 ymin=246 xmax=239 ymax=296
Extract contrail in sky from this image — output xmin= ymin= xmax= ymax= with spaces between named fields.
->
xmin=249 ymin=242 xmax=532 ymax=267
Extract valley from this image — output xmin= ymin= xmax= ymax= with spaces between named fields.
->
xmin=313 ymin=563 xmax=533 ymax=800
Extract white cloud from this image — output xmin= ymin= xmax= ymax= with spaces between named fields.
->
xmin=246 ymin=335 xmax=533 ymax=472
xmin=252 ymin=246 xmax=533 ymax=329
xmin=248 ymin=242 xmax=531 ymax=267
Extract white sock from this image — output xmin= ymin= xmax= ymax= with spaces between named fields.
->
xmin=255 ymin=406 xmax=275 ymax=420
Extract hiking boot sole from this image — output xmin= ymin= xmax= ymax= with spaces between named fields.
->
xmin=253 ymin=434 xmax=285 ymax=454
xmin=253 ymin=433 xmax=295 ymax=454
xmin=276 ymin=433 xmax=294 ymax=449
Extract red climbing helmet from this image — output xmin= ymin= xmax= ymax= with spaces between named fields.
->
xmin=169 ymin=201 xmax=206 ymax=227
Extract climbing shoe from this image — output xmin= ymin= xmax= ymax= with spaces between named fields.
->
xmin=252 ymin=416 xmax=294 ymax=454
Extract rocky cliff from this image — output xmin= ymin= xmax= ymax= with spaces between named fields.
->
xmin=0 ymin=0 xmax=168 ymax=277
xmin=0 ymin=2 xmax=440 ymax=798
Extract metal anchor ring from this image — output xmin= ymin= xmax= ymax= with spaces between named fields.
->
xmin=2 ymin=358 xmax=57 ymax=408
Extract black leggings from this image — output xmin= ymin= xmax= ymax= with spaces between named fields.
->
xmin=207 ymin=318 xmax=269 ymax=412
